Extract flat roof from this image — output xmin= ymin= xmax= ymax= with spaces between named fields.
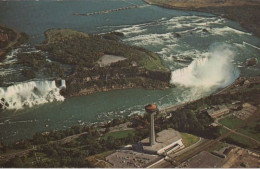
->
xmin=106 ymin=150 xmax=159 ymax=168
xmin=141 ymin=128 xmax=182 ymax=153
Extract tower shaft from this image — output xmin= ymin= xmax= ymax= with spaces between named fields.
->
xmin=149 ymin=112 xmax=156 ymax=146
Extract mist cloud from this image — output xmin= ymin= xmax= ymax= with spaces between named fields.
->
xmin=171 ymin=43 xmax=240 ymax=90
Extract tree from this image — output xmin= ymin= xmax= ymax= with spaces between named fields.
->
xmin=6 ymin=157 xmax=23 ymax=167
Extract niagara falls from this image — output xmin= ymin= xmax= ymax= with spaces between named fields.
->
xmin=0 ymin=2 xmax=260 ymax=167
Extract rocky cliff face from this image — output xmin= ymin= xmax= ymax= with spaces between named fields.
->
xmin=61 ymin=66 xmax=172 ymax=97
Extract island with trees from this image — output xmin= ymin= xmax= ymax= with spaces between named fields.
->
xmin=17 ymin=28 xmax=172 ymax=97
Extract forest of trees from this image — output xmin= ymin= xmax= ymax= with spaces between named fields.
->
xmin=17 ymin=52 xmax=65 ymax=79
xmin=37 ymin=29 xmax=166 ymax=72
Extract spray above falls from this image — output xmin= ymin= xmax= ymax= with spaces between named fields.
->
xmin=0 ymin=80 xmax=66 ymax=110
xmin=171 ymin=43 xmax=240 ymax=90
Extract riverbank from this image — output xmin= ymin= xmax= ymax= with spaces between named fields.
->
xmin=143 ymin=0 xmax=260 ymax=38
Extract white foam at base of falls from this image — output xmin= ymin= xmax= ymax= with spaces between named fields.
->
xmin=0 ymin=80 xmax=65 ymax=110
xmin=171 ymin=43 xmax=240 ymax=90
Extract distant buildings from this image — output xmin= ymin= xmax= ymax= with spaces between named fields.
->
xmin=105 ymin=104 xmax=184 ymax=168
xmin=205 ymin=105 xmax=230 ymax=119
xmin=233 ymin=103 xmax=257 ymax=120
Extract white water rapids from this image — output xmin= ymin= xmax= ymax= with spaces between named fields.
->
xmin=0 ymin=80 xmax=65 ymax=109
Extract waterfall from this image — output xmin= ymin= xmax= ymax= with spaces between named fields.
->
xmin=0 ymin=80 xmax=66 ymax=110
xmin=60 ymin=80 xmax=66 ymax=89
xmin=171 ymin=43 xmax=240 ymax=89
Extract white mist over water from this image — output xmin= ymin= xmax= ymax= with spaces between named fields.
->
xmin=0 ymin=80 xmax=65 ymax=110
xmin=171 ymin=43 xmax=240 ymax=90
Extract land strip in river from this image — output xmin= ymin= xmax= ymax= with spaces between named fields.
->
xmin=73 ymin=4 xmax=150 ymax=16
xmin=143 ymin=0 xmax=260 ymax=38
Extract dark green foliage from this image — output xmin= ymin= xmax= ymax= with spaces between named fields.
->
xmin=102 ymin=33 xmax=120 ymax=41
xmin=167 ymin=109 xmax=216 ymax=138
xmin=37 ymin=29 xmax=166 ymax=72
xmin=36 ymin=143 xmax=90 ymax=167
xmin=0 ymin=26 xmax=16 ymax=48
xmin=17 ymin=52 xmax=65 ymax=79
xmin=4 ymin=157 xmax=23 ymax=168
xmin=21 ymin=69 xmax=36 ymax=79
xmin=17 ymin=52 xmax=47 ymax=71
xmin=110 ymin=31 xmax=124 ymax=37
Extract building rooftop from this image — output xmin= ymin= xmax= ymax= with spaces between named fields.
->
xmin=141 ymin=128 xmax=182 ymax=154
xmin=106 ymin=149 xmax=159 ymax=168
xmin=179 ymin=151 xmax=223 ymax=168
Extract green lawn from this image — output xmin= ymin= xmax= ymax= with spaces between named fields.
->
xmin=237 ymin=121 xmax=260 ymax=142
xmin=103 ymin=129 xmax=135 ymax=140
xmin=180 ymin=132 xmax=200 ymax=147
xmin=140 ymin=53 xmax=169 ymax=72
xmin=207 ymin=141 xmax=228 ymax=152
xmin=226 ymin=133 xmax=258 ymax=149
xmin=219 ymin=116 xmax=243 ymax=129
xmin=219 ymin=126 xmax=229 ymax=135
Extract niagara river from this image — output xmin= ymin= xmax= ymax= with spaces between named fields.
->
xmin=0 ymin=0 xmax=259 ymax=143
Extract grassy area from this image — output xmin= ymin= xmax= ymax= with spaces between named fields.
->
xmin=219 ymin=116 xmax=243 ymax=129
xmin=103 ymin=129 xmax=135 ymax=140
xmin=237 ymin=120 xmax=260 ymax=142
xmin=219 ymin=126 xmax=229 ymax=135
xmin=180 ymin=132 xmax=200 ymax=147
xmin=226 ymin=133 xmax=258 ymax=149
xmin=207 ymin=141 xmax=228 ymax=152
xmin=45 ymin=28 xmax=89 ymax=43
xmin=140 ymin=52 xmax=168 ymax=72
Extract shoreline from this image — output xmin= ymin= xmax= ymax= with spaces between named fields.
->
xmin=143 ymin=0 xmax=260 ymax=39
